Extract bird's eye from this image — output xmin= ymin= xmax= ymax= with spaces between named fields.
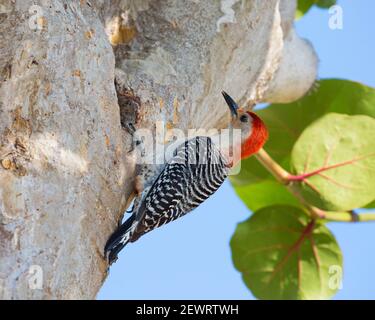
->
xmin=240 ymin=115 xmax=248 ymax=123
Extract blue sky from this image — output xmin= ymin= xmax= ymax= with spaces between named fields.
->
xmin=99 ymin=0 xmax=375 ymax=300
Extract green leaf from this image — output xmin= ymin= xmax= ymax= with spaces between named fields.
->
xmin=234 ymin=180 xmax=300 ymax=212
xmin=231 ymin=205 xmax=343 ymax=300
xmin=291 ymin=113 xmax=375 ymax=211
xmin=365 ymin=200 xmax=375 ymax=209
xmin=231 ymin=80 xmax=375 ymax=211
xmin=296 ymin=0 xmax=314 ymax=19
xmin=316 ymin=0 xmax=337 ymax=9
xmin=296 ymin=0 xmax=337 ymax=19
xmin=232 ymin=79 xmax=375 ymax=187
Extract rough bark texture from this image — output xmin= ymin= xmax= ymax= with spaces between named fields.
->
xmin=0 ymin=0 xmax=317 ymax=299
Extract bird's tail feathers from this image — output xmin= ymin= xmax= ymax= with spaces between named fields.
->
xmin=105 ymin=215 xmax=136 ymax=265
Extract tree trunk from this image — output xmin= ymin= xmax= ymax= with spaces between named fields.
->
xmin=0 ymin=0 xmax=317 ymax=299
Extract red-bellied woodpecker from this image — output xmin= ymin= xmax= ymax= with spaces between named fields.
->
xmin=105 ymin=92 xmax=268 ymax=264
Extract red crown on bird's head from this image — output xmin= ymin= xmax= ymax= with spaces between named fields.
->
xmin=240 ymin=112 xmax=268 ymax=159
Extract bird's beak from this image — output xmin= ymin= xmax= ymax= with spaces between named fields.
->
xmin=221 ymin=91 xmax=238 ymax=118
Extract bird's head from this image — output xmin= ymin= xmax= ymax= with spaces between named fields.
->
xmin=222 ymin=91 xmax=268 ymax=160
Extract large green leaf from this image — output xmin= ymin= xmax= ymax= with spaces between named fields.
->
xmin=232 ymin=79 xmax=375 ymax=187
xmin=296 ymin=0 xmax=337 ymax=19
xmin=231 ymin=80 xmax=375 ymax=211
xmin=231 ymin=205 xmax=343 ymax=300
xmin=291 ymin=113 xmax=375 ymax=211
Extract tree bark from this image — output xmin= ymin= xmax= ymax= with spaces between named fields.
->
xmin=0 ymin=0 xmax=317 ymax=299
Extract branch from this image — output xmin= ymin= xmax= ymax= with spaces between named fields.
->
xmin=315 ymin=208 xmax=375 ymax=223
xmin=254 ymin=149 xmax=290 ymax=184
xmin=255 ymin=148 xmax=375 ymax=223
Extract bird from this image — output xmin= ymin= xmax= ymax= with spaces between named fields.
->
xmin=104 ymin=91 xmax=269 ymax=265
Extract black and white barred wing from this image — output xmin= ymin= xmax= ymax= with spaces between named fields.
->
xmin=131 ymin=136 xmax=229 ymax=241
